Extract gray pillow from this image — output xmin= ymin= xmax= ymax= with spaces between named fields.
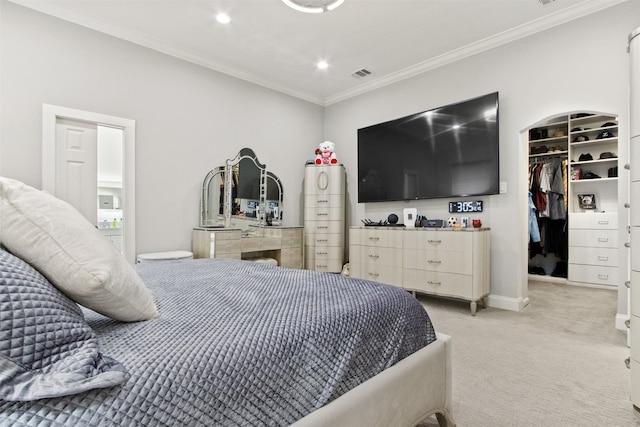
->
xmin=0 ymin=249 xmax=130 ymax=402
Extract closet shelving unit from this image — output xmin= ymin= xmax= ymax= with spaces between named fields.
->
xmin=528 ymin=113 xmax=619 ymax=288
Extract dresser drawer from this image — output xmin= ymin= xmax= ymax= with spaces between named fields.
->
xmin=306 ymin=233 xmax=344 ymax=248
xmin=631 ymin=270 xmax=640 ymax=316
xmin=569 ymin=247 xmax=619 ymax=267
xmin=349 ymin=228 xmax=403 ymax=248
xmin=403 ymin=247 xmax=472 ymax=275
xmin=304 ymin=206 xmax=344 ymax=222
xmin=351 ymin=244 xmax=404 ymax=268
xmin=569 ymin=229 xmax=618 ymax=248
xmin=305 ymin=194 xmax=344 ymax=209
xmin=403 ymin=229 xmax=473 ymax=251
xmin=305 ymin=256 xmax=343 ymax=273
xmin=568 ymin=264 xmax=618 ymax=287
xmin=307 ymin=221 xmax=344 ymax=234
xmin=350 ymin=262 xmax=403 ymax=287
xmin=403 ymin=270 xmax=473 ymax=299
xmin=241 ymin=237 xmax=281 ymax=252
xmin=569 ymin=213 xmax=618 ymax=230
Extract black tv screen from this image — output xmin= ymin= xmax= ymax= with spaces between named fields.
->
xmin=357 ymin=92 xmax=499 ymax=203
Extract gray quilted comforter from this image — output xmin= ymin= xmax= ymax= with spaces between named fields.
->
xmin=1 ymin=258 xmax=436 ymax=426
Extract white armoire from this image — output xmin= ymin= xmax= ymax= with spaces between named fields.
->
xmin=304 ymin=164 xmax=345 ymax=272
xmin=629 ymin=25 xmax=640 ymax=412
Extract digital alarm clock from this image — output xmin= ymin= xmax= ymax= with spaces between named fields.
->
xmin=448 ymin=200 xmax=483 ymax=213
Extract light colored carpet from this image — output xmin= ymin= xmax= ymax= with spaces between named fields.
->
xmin=417 ymin=280 xmax=638 ymax=427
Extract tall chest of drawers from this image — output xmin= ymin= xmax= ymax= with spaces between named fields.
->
xmin=304 ymin=164 xmax=345 ymax=272
xmin=349 ymin=226 xmax=490 ymax=315
xmin=568 ymin=212 xmax=619 ymax=288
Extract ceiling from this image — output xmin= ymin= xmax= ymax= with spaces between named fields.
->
xmin=10 ymin=0 xmax=625 ymax=106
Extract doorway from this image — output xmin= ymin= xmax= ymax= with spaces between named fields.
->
xmin=42 ymin=104 xmax=137 ymax=264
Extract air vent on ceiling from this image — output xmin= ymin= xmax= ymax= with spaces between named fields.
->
xmin=538 ymin=0 xmax=555 ymax=5
xmin=352 ymin=68 xmax=372 ymax=78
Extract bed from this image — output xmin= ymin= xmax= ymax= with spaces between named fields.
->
xmin=0 ymin=176 xmax=455 ymax=426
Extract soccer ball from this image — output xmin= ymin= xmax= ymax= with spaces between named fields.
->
xmin=447 ymin=217 xmax=458 ymax=227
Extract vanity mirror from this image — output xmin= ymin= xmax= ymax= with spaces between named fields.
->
xmin=200 ymin=148 xmax=283 ymax=229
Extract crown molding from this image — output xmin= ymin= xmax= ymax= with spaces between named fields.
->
xmin=7 ymin=0 xmax=326 ymax=105
xmin=323 ymin=0 xmax=627 ymax=106
xmin=8 ymin=0 xmax=627 ymax=107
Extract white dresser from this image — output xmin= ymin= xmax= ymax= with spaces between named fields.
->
xmin=349 ymin=226 xmax=490 ymax=315
xmin=568 ymin=212 xmax=619 ymax=288
xmin=304 ymin=164 xmax=345 ymax=272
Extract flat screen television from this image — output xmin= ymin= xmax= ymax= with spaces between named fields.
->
xmin=357 ymin=92 xmax=499 ymax=203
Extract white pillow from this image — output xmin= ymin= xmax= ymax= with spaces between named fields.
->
xmin=0 ymin=176 xmax=158 ymax=322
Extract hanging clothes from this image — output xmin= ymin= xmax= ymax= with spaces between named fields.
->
xmin=528 ymin=159 xmax=567 ymax=259
xmin=528 ymin=191 xmax=541 ymax=243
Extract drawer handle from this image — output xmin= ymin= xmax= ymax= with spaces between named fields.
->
xmin=317 ymin=199 xmax=328 ymax=203
xmin=427 ymin=239 xmax=442 ymax=243
xmin=317 ymin=239 xmax=328 ymax=243
xmin=318 ymin=264 xmax=327 ymax=268
xmin=368 ymin=237 xmax=380 ymax=241
xmin=317 ymin=251 xmax=328 ymax=255
xmin=626 ymin=357 xmax=631 ymax=369
xmin=317 ymin=226 xmax=328 ymax=229
xmin=598 ymin=274 xmax=609 ymax=280
xmin=597 ymin=237 xmax=609 ymax=242
xmin=625 ymin=203 xmax=631 ymax=208
xmin=317 ymin=213 xmax=328 ymax=216
xmin=428 ymin=280 xmax=441 ymax=285
xmin=428 ymin=260 xmax=442 ymax=264
xmin=626 ymin=242 xmax=631 ymax=248
xmin=368 ymin=254 xmax=380 ymax=259
xmin=597 ymin=256 xmax=609 ymax=262
xmin=626 ymin=280 xmax=631 ymax=288
xmin=368 ymin=272 xmax=380 ymax=277
xmin=626 ymin=319 xmax=631 ymax=328
xmin=597 ymin=220 xmax=610 ymax=225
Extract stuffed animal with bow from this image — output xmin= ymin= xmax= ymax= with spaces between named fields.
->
xmin=315 ymin=141 xmax=338 ymax=165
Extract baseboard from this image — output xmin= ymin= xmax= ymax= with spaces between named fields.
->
xmin=487 ymin=294 xmax=530 ymax=312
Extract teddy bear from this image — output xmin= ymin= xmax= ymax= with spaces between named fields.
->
xmin=315 ymin=141 xmax=338 ymax=165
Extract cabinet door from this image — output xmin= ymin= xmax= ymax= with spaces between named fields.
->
xmin=304 ymin=165 xmax=345 ymax=195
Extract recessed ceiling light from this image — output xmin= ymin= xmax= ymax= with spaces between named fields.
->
xmin=317 ymin=61 xmax=329 ymax=69
xmin=216 ymin=13 xmax=231 ymax=24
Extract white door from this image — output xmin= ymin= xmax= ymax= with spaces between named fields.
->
xmin=55 ymin=118 xmax=98 ymax=225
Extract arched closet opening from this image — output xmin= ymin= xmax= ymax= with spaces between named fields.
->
xmin=525 ymin=111 xmax=620 ymax=290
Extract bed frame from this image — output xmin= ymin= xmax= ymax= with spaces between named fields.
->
xmin=292 ymin=333 xmax=455 ymax=427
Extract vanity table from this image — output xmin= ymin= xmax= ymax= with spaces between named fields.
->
xmin=192 ymin=148 xmax=303 ymax=268
xmin=191 ymin=226 xmax=303 ymax=268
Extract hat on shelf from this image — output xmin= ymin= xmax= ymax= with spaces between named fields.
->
xmin=530 ymin=146 xmax=548 ymax=154
xmin=571 ymin=127 xmax=582 ymax=132
xmin=596 ymin=130 xmax=615 ymax=139
xmin=601 ymin=122 xmax=616 ymax=128
xmin=553 ymin=130 xmax=566 ymax=137
xmin=581 ymin=171 xmax=601 ymax=179
xmin=599 ymin=152 xmax=617 ymax=159
xmin=573 ymin=135 xmax=589 ymax=142
xmin=578 ymin=153 xmax=593 ymax=161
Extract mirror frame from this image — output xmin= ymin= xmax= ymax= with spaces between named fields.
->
xmin=200 ymin=148 xmax=283 ymax=229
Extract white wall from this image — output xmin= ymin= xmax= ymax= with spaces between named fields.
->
xmin=324 ymin=1 xmax=640 ymax=315
xmin=0 ymin=1 xmax=324 ymax=255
